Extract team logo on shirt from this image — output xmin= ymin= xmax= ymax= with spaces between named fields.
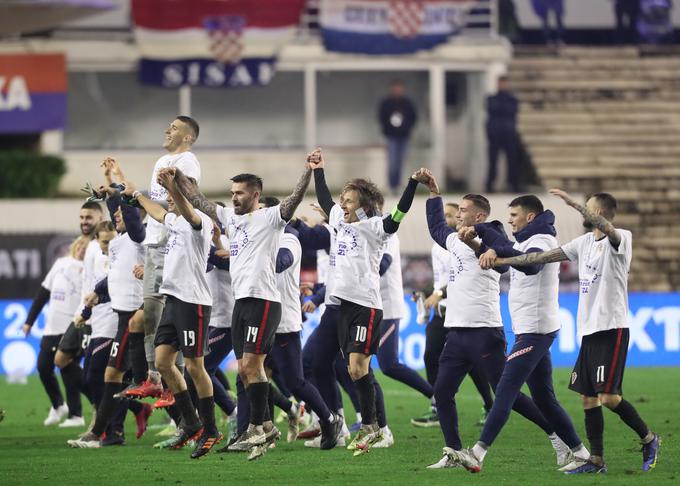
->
xmin=163 ymin=231 xmax=180 ymax=255
xmin=228 ymin=221 xmax=250 ymax=256
xmin=336 ymin=224 xmax=359 ymax=257
xmin=448 ymin=252 xmax=465 ymax=283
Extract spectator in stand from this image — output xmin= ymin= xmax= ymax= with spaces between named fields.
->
xmin=485 ymin=76 xmax=520 ymax=194
xmin=613 ymin=0 xmax=641 ymax=44
xmin=499 ymin=0 xmax=521 ymax=43
xmin=532 ymin=0 xmax=565 ymax=45
xmin=637 ymin=0 xmax=674 ymax=44
xmin=378 ymin=80 xmax=417 ymax=195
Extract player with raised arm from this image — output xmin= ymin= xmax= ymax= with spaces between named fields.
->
xmin=410 ymin=202 xmax=495 ymax=428
xmin=492 ymin=189 xmax=660 ymax=473
xmin=309 ymin=149 xmax=422 ymax=454
xmin=171 ymin=156 xmax=312 ymax=460
xmin=450 ymin=195 xmax=590 ymax=472
xmin=416 ymin=171 xmax=567 ymax=470
xmin=255 ymin=197 xmax=344 ymax=454
xmin=68 ymin=178 xmax=152 ymax=448
xmin=121 ymin=117 xmax=202 ymax=401
xmin=118 ymin=168 xmax=220 ymax=459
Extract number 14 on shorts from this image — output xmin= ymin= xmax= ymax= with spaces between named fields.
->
xmin=246 ymin=326 xmax=258 ymax=343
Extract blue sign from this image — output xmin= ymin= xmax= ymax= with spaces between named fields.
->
xmin=1 ymin=293 xmax=679 ymax=375
xmin=139 ymin=58 xmax=277 ymax=88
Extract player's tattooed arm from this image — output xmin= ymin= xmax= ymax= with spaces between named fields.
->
xmin=494 ymin=248 xmax=568 ymax=267
xmin=279 ymin=164 xmax=312 ymax=222
xmin=172 ymin=168 xmax=219 ymax=222
xmin=550 ymin=188 xmax=621 ymax=247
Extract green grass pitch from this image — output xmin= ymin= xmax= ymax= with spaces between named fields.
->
xmin=0 ymin=368 xmax=676 ymax=485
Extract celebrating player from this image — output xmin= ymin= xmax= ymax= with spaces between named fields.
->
xmin=491 ymin=190 xmax=660 ymax=473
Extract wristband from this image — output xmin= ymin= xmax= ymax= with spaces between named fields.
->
xmin=390 ymin=207 xmax=406 ymax=223
xmin=132 ymin=190 xmax=141 ymax=200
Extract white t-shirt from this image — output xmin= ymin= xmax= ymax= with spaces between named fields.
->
xmin=144 ymin=152 xmax=201 ymax=246
xmin=207 ymin=235 xmax=234 ymax=329
xmin=316 ymin=249 xmax=329 ymax=285
xmin=561 ymin=229 xmax=633 ymax=338
xmin=380 ymin=234 xmax=405 ymax=320
xmin=216 ymin=205 xmax=286 ymax=302
xmin=160 ymin=210 xmax=213 ymax=306
xmin=108 ymin=233 xmax=145 ymax=312
xmin=431 ymin=242 xmax=452 ymax=291
xmin=330 ymin=206 xmax=392 ymax=309
xmin=443 ymin=234 xmax=502 ymax=328
xmin=508 ymin=234 xmax=560 ymax=335
xmin=42 ymin=256 xmax=83 ymax=336
xmin=277 ymin=233 xmax=303 ymax=334
xmin=324 ymin=207 xmax=343 ymax=307
xmin=88 ymin=244 xmax=118 ymax=340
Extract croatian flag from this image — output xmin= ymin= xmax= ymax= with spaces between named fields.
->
xmin=132 ymin=0 xmax=305 ymax=88
xmin=320 ymin=0 xmax=473 ymax=55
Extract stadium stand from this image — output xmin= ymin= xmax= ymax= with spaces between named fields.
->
xmin=510 ymin=46 xmax=680 ymax=291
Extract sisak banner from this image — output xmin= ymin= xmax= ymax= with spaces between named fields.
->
xmin=131 ymin=0 xmax=305 ymax=88
xmin=0 ymin=54 xmax=67 ymax=133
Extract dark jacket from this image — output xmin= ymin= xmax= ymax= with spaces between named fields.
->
xmin=486 ymin=90 xmax=518 ymax=134
xmin=378 ymin=96 xmax=417 ymax=139
xmin=475 ymin=210 xmax=557 ymax=275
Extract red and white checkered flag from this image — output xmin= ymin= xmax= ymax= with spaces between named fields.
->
xmin=388 ymin=0 xmax=426 ymax=39
xmin=204 ymin=15 xmax=245 ymax=65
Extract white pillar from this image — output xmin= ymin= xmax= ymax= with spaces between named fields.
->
xmin=429 ymin=65 xmax=446 ymax=190
xmin=179 ymin=85 xmax=191 ymax=115
xmin=40 ymin=130 xmax=63 ymax=154
xmin=304 ymin=65 xmax=317 ymax=151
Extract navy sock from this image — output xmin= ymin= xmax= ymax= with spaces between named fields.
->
xmin=354 ymin=373 xmax=376 ymax=425
xmin=92 ymin=382 xmax=123 ymax=437
xmin=247 ymin=382 xmax=269 ymax=426
xmin=585 ymin=406 xmax=605 ymax=458
xmin=611 ymin=399 xmax=649 ymax=440
xmin=198 ymin=396 xmax=217 ymax=434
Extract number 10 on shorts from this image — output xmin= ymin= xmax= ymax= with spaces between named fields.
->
xmin=355 ymin=326 xmax=367 ymax=343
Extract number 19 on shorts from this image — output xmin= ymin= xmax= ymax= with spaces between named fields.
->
xmin=183 ymin=330 xmax=196 ymax=347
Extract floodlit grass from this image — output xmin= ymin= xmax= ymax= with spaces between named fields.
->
xmin=0 ymin=368 xmax=677 ymax=485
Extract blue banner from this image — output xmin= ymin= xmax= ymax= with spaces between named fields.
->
xmin=139 ymin=58 xmax=277 ymax=88
xmin=2 ymin=293 xmax=679 ymax=375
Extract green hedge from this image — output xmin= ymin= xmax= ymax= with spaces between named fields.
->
xmin=0 ymin=150 xmax=66 ymax=198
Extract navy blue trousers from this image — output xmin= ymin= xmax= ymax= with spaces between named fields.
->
xmin=204 ymin=327 xmax=236 ymax=415
xmin=480 ymin=332 xmax=582 ymax=448
xmin=83 ymin=337 xmax=126 ymax=434
xmin=270 ymin=332 xmax=333 ymax=422
xmin=378 ymin=318 xmax=433 ymax=399
xmin=434 ymin=328 xmax=553 ymax=449
xmin=309 ymin=305 xmax=343 ymax=412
